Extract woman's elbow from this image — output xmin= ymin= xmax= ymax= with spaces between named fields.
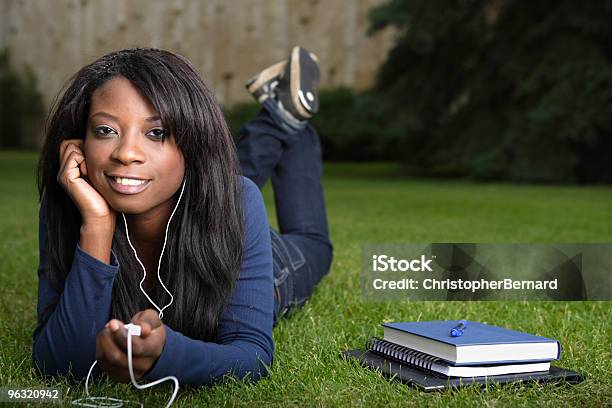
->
xmin=32 ymin=345 xmax=56 ymax=379
xmin=32 ymin=338 xmax=84 ymax=381
xmin=232 ymin=344 xmax=274 ymax=384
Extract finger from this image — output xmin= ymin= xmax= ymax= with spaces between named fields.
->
xmin=127 ymin=332 xmax=161 ymax=358
xmin=96 ymin=327 xmax=151 ymax=382
xmin=67 ymin=150 xmax=86 ymax=173
xmin=139 ymin=321 xmax=153 ymax=338
xmin=108 ymin=319 xmax=157 ymax=358
xmin=65 ymin=138 xmax=83 ymax=146
xmin=60 ymin=139 xmax=83 ymax=167
xmin=115 ymin=327 xmax=154 ymax=357
xmin=80 ymin=157 xmax=88 ymax=177
xmin=97 ymin=326 xmax=153 ymax=382
xmin=97 ymin=328 xmax=149 ymax=382
xmin=59 ymin=139 xmax=76 ymax=162
xmin=129 ymin=311 xmax=152 ymax=337
xmin=131 ymin=309 xmax=162 ymax=336
xmin=62 ymin=138 xmax=83 ymax=149
xmin=104 ymin=356 xmax=149 ymax=382
xmin=59 ymin=139 xmax=83 ymax=169
xmin=108 ymin=319 xmax=128 ymax=352
xmin=59 ymin=151 xmax=88 ymax=189
xmin=58 ymin=142 xmax=75 ymax=175
xmin=59 ymin=144 xmax=85 ymax=179
xmin=129 ymin=354 xmax=157 ymax=375
xmin=126 ymin=333 xmax=145 ymax=357
xmin=97 ymin=326 xmax=128 ymax=369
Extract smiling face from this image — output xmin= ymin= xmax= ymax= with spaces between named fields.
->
xmin=83 ymin=75 xmax=185 ymax=216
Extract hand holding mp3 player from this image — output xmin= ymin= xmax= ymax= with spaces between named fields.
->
xmin=97 ymin=309 xmax=167 ymax=383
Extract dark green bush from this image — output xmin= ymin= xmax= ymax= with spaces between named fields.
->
xmin=223 ymin=87 xmax=395 ymax=161
xmin=0 ymin=48 xmax=44 ymax=149
xmin=368 ymin=0 xmax=612 ymax=183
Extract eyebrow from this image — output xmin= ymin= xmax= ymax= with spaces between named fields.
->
xmin=89 ymin=111 xmax=161 ymax=122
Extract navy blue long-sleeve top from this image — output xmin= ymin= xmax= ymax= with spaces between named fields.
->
xmin=32 ymin=176 xmax=276 ymax=387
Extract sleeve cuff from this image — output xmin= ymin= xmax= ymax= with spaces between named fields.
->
xmin=142 ymin=324 xmax=183 ymax=381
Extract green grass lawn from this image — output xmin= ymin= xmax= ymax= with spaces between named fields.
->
xmin=0 ymin=150 xmax=610 ymax=407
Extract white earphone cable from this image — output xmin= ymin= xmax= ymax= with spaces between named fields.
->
xmin=122 ymin=178 xmax=186 ymax=319
xmin=73 ymin=178 xmax=186 ymax=408
xmin=126 ymin=327 xmax=179 ymax=407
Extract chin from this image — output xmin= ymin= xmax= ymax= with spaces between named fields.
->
xmin=105 ymin=196 xmax=148 ymax=215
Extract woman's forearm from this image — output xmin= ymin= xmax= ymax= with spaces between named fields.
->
xmin=33 ymin=243 xmax=119 ymax=378
xmin=79 ymin=219 xmax=115 ymax=265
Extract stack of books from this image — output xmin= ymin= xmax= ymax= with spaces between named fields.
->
xmin=341 ymin=320 xmax=583 ymax=391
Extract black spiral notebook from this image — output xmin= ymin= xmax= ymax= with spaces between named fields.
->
xmin=341 ymin=337 xmax=583 ymax=391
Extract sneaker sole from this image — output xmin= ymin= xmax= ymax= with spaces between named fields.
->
xmin=288 ymin=46 xmax=320 ymax=119
xmin=246 ymin=60 xmax=287 ymax=98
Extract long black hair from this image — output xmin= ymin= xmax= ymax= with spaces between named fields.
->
xmin=36 ymin=48 xmax=244 ymax=341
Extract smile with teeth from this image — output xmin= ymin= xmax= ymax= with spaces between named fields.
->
xmin=113 ymin=177 xmax=149 ymax=186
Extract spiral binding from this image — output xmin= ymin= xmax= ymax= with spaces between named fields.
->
xmin=366 ymin=337 xmax=443 ymax=374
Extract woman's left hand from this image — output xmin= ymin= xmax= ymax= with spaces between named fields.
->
xmin=96 ymin=309 xmax=166 ymax=383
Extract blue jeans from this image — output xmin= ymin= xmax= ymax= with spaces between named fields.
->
xmin=237 ymin=100 xmax=333 ymax=326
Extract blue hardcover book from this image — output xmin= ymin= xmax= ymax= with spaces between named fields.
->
xmin=382 ymin=320 xmax=561 ymax=366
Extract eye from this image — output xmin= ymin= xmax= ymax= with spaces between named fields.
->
xmin=93 ymin=125 xmax=117 ymax=135
xmin=146 ymin=128 xmax=166 ymax=140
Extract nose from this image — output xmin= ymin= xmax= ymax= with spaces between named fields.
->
xmin=111 ymin=130 xmax=145 ymax=165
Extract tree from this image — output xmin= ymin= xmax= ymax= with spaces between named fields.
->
xmin=0 ymin=48 xmax=45 ymax=149
xmin=367 ymin=0 xmax=612 ymax=183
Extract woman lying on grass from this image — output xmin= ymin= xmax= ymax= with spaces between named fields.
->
xmin=34 ymin=47 xmax=333 ymax=386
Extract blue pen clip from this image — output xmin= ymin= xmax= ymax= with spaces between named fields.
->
xmin=450 ymin=320 xmax=468 ymax=337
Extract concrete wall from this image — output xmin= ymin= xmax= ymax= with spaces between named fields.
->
xmin=1 ymin=0 xmax=395 ymax=109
